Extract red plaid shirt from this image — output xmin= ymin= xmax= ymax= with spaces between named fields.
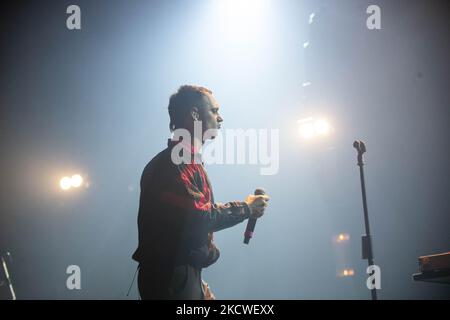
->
xmin=133 ymin=139 xmax=251 ymax=269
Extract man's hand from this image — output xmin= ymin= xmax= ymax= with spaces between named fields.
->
xmin=245 ymin=194 xmax=269 ymax=218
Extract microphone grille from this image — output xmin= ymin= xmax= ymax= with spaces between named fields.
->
xmin=254 ymin=188 xmax=266 ymax=195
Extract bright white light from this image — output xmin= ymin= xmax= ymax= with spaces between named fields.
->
xmin=335 ymin=233 xmax=350 ymax=243
xmin=215 ymin=0 xmax=270 ymax=41
xmin=314 ymin=119 xmax=330 ymax=135
xmin=339 ymin=269 xmax=355 ymax=277
xmin=60 ymin=177 xmax=72 ymax=191
xmin=298 ymin=117 xmax=333 ymax=140
xmin=299 ymin=123 xmax=315 ymax=139
xmin=71 ymin=174 xmax=83 ymax=188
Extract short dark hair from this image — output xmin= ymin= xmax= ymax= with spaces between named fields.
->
xmin=168 ymin=85 xmax=212 ymax=132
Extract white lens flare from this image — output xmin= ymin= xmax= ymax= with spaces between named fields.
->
xmin=71 ymin=174 xmax=83 ymax=188
xmin=314 ymin=119 xmax=330 ymax=135
xmin=60 ymin=177 xmax=72 ymax=191
xmin=298 ymin=117 xmax=332 ymax=140
xmin=299 ymin=123 xmax=315 ymax=139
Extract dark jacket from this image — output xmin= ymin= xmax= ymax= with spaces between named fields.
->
xmin=132 ymin=139 xmax=250 ymax=297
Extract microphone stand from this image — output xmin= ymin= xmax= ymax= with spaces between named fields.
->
xmin=1 ymin=251 xmax=16 ymax=300
xmin=353 ymin=140 xmax=377 ymax=300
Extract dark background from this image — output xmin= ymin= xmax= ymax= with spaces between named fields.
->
xmin=0 ymin=0 xmax=449 ymax=299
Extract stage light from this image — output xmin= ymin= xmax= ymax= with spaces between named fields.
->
xmin=60 ymin=177 xmax=72 ymax=191
xmin=299 ymin=123 xmax=315 ymax=139
xmin=298 ymin=117 xmax=333 ymax=140
xmin=59 ymin=174 xmax=85 ymax=191
xmin=339 ymin=269 xmax=355 ymax=277
xmin=309 ymin=12 xmax=316 ymax=24
xmin=335 ymin=233 xmax=350 ymax=243
xmin=215 ymin=0 xmax=270 ymax=41
xmin=314 ymin=119 xmax=330 ymax=135
xmin=71 ymin=174 xmax=83 ymax=188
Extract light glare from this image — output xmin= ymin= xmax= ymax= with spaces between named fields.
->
xmin=314 ymin=119 xmax=330 ymax=135
xmin=299 ymin=123 xmax=314 ymax=139
xmin=339 ymin=269 xmax=355 ymax=277
xmin=298 ymin=117 xmax=333 ymax=140
xmin=60 ymin=177 xmax=72 ymax=191
xmin=71 ymin=174 xmax=83 ymax=188
xmin=336 ymin=233 xmax=350 ymax=243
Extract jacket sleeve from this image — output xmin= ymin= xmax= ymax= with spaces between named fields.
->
xmin=160 ymin=164 xmax=251 ymax=234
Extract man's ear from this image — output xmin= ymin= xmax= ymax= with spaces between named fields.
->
xmin=191 ymin=107 xmax=200 ymax=121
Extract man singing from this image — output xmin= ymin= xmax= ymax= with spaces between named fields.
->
xmin=132 ymin=85 xmax=269 ymax=299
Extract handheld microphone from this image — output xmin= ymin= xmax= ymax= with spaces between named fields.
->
xmin=244 ymin=188 xmax=265 ymax=244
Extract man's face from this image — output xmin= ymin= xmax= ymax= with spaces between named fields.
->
xmin=199 ymin=94 xmax=223 ymax=138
